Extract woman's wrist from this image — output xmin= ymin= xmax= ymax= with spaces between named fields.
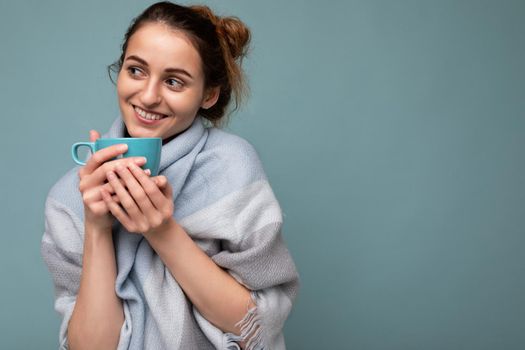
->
xmin=84 ymin=211 xmax=114 ymax=236
xmin=142 ymin=217 xmax=179 ymax=243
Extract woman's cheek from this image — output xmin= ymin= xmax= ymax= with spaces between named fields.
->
xmin=179 ymin=91 xmax=203 ymax=113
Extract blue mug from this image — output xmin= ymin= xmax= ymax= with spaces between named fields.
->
xmin=71 ymin=138 xmax=162 ymax=176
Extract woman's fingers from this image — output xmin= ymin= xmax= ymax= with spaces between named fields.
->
xmin=89 ymin=129 xmax=101 ymax=142
xmin=101 ymin=174 xmax=156 ymax=203
xmin=154 ymin=175 xmax=168 ymax=188
xmin=97 ymin=172 xmax=155 ymax=204
xmin=82 ymin=143 xmax=129 ymax=175
xmin=97 ymin=157 xmax=147 ymax=179
xmin=127 ymin=163 xmax=169 ymax=210
xmin=114 ymin=165 xmax=159 ymax=218
xmin=83 ymin=179 xmax=123 ymax=205
xmin=101 ymin=166 xmax=173 ymax=234
xmin=159 ymin=175 xmax=172 ymax=198
xmin=106 ymin=169 xmax=149 ymax=228
xmin=128 ymin=164 xmax=173 ymax=224
xmin=101 ymin=182 xmax=122 ymax=203
xmin=82 ymin=186 xmax=113 ymax=215
xmin=149 ymin=174 xmax=172 ymax=199
xmin=100 ymin=188 xmax=135 ymax=231
xmin=79 ymin=156 xmax=147 ymax=192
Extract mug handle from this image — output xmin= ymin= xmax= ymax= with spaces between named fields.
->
xmin=71 ymin=142 xmax=95 ymax=165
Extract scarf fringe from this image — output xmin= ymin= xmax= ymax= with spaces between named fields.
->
xmin=224 ymin=293 xmax=265 ymax=350
xmin=225 ymin=340 xmax=241 ymax=350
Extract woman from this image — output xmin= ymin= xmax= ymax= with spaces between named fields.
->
xmin=41 ymin=2 xmax=300 ymax=349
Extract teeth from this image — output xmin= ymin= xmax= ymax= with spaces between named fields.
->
xmin=134 ymin=106 xmax=166 ymax=120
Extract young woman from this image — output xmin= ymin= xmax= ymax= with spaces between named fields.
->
xmin=41 ymin=2 xmax=299 ymax=349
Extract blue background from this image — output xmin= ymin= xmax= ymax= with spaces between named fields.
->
xmin=1 ymin=0 xmax=524 ymax=349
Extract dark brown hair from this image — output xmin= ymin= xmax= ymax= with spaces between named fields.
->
xmin=108 ymin=1 xmax=251 ymax=126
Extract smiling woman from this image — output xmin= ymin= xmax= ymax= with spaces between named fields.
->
xmin=115 ymin=23 xmax=218 ymax=140
xmin=40 ymin=2 xmax=300 ymax=350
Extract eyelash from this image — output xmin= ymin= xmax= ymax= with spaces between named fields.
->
xmin=126 ymin=66 xmax=184 ymax=89
xmin=166 ymin=78 xmax=183 ymax=88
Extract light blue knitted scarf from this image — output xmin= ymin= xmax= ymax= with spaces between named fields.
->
xmin=41 ymin=115 xmax=300 ymax=349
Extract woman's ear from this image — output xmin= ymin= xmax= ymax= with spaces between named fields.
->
xmin=201 ymin=86 xmax=220 ymax=110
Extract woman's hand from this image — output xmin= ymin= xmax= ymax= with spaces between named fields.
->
xmin=100 ymin=161 xmax=174 ymax=236
xmin=78 ymin=130 xmax=148 ymax=231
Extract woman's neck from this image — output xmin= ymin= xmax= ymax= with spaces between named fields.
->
xmin=123 ymin=127 xmax=179 ymax=145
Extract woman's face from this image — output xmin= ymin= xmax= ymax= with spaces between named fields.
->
xmin=116 ymin=22 xmax=219 ymax=140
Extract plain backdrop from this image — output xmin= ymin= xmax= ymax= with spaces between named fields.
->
xmin=1 ymin=0 xmax=524 ymax=349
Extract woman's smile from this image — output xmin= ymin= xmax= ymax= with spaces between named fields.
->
xmin=134 ymin=105 xmax=169 ymax=119
xmin=133 ymin=104 xmax=170 ymax=126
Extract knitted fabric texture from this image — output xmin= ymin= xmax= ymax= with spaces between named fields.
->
xmin=41 ymin=115 xmax=300 ymax=349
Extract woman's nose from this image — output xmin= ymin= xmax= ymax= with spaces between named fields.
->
xmin=139 ymin=81 xmax=162 ymax=106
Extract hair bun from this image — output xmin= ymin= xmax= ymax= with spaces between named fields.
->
xmin=216 ymin=16 xmax=251 ymax=60
xmin=190 ymin=5 xmax=250 ymax=60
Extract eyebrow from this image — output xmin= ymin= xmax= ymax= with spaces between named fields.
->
xmin=125 ymin=55 xmax=194 ymax=79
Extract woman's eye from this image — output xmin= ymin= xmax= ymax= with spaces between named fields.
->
xmin=167 ymin=78 xmax=183 ymax=88
xmin=127 ymin=67 xmax=142 ymax=76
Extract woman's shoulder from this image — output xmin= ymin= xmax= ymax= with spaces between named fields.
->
xmin=199 ymin=127 xmax=268 ymax=184
xmin=45 ymin=166 xmax=83 ymax=217
xmin=176 ymin=127 xmax=282 ymax=226
xmin=205 ymin=127 xmax=260 ymax=159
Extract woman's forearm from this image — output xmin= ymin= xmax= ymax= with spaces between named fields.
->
xmin=143 ymin=219 xmax=256 ymax=337
xmin=68 ymin=222 xmax=124 ymax=350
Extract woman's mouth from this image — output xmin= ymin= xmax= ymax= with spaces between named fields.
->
xmin=133 ymin=105 xmax=169 ymax=124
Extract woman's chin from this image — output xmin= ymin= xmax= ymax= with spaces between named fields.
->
xmin=125 ymin=125 xmax=162 ymax=139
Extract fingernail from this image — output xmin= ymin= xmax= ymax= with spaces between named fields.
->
xmin=145 ymin=169 xmax=151 ymax=176
xmin=107 ymin=171 xmax=116 ymax=180
xmin=118 ymin=144 xmax=128 ymax=152
xmin=134 ymin=157 xmax=147 ymax=164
